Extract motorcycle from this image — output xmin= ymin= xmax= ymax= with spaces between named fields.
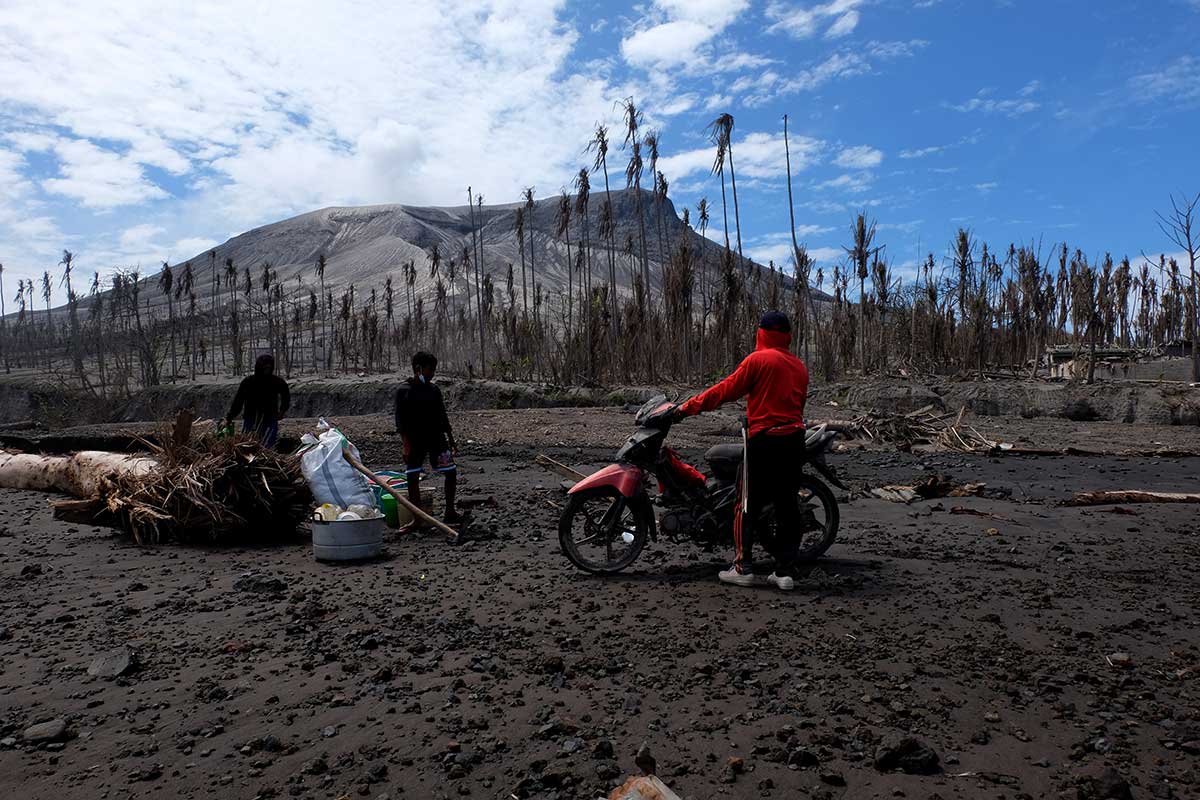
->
xmin=558 ymin=395 xmax=846 ymax=574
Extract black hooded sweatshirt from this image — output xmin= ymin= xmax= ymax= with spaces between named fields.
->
xmin=394 ymin=376 xmax=453 ymax=446
xmin=228 ymin=369 xmax=290 ymax=427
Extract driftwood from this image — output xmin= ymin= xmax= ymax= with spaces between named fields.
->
xmin=1065 ymin=491 xmax=1200 ymax=507
xmin=950 ymin=506 xmax=1016 ymax=523
xmin=535 ymin=453 xmax=587 ymax=481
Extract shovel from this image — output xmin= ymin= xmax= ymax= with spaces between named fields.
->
xmin=342 ymin=449 xmax=460 ymax=542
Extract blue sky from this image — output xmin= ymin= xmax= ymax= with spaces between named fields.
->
xmin=1 ymin=0 xmax=1197 ymax=304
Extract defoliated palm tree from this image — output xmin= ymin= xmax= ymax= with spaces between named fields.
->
xmin=159 ymin=261 xmax=176 ymax=381
xmin=621 ymin=98 xmax=651 ymax=308
xmin=316 ymin=253 xmax=330 ymax=370
xmin=697 ymin=198 xmax=711 ymax=378
xmin=0 ymin=260 xmax=7 ymax=373
xmin=573 ymin=168 xmax=594 ymax=374
xmin=587 ymin=123 xmax=619 ymax=346
xmin=783 ymin=113 xmax=811 ymax=361
xmin=845 ymin=213 xmax=878 ymax=373
xmin=180 ymin=262 xmax=197 ymax=379
xmin=514 ymin=205 xmax=528 ymax=315
xmin=241 ymin=266 xmax=253 ymax=358
xmin=708 ymin=122 xmax=732 ymax=254
xmin=470 ymin=191 xmax=487 ymax=376
xmin=706 ymin=113 xmax=743 ymax=263
xmin=556 ymin=190 xmax=574 ymax=339
xmin=41 ymin=267 xmax=53 ymax=327
xmin=523 ymin=187 xmax=537 ymax=328
xmin=261 ymin=262 xmax=275 ymax=360
xmin=644 ymin=130 xmax=666 ymax=277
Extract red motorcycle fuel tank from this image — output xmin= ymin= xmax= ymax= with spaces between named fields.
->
xmin=568 ymin=463 xmax=645 ymax=498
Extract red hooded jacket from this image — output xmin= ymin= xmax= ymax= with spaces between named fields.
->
xmin=680 ymin=327 xmax=809 ymax=438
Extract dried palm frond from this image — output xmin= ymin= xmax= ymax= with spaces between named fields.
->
xmin=58 ymin=427 xmax=310 ymax=545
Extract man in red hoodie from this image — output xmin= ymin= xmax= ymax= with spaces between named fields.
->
xmin=675 ymin=311 xmax=809 ymax=590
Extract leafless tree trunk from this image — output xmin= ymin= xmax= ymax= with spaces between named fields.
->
xmin=1156 ymin=192 xmax=1200 ymax=382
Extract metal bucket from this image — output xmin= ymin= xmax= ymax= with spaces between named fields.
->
xmin=311 ymin=517 xmax=385 ymax=562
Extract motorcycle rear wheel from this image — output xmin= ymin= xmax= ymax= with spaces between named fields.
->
xmin=558 ymin=487 xmax=650 ymax=574
xmin=760 ymin=475 xmax=840 ymax=563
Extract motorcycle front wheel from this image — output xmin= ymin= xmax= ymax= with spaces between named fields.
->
xmin=759 ymin=475 xmax=840 ymax=563
xmin=558 ymin=487 xmax=650 ymax=574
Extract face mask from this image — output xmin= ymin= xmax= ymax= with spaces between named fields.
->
xmin=418 ymin=374 xmax=426 ymax=383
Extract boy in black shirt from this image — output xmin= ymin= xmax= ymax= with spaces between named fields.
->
xmin=226 ymin=354 xmax=290 ymax=447
xmin=394 ymin=351 xmax=461 ymax=530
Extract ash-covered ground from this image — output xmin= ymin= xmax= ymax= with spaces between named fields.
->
xmin=1 ymin=406 xmax=1198 ymax=800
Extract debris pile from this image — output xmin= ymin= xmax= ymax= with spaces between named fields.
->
xmin=54 ymin=430 xmax=310 ymax=545
xmin=871 ymin=474 xmax=988 ymax=504
xmin=826 ymin=406 xmax=1004 ymax=454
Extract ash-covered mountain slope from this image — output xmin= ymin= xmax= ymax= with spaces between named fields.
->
xmin=118 ymin=188 xmax=827 ymax=310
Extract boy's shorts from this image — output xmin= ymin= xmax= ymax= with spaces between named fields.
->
xmin=404 ymin=434 xmax=456 ymax=475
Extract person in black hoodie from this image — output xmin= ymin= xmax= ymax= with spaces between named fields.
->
xmin=395 ymin=351 xmax=460 ymax=530
xmin=226 ymin=354 xmax=290 ymax=447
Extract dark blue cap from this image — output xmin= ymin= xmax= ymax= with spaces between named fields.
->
xmin=759 ymin=310 xmax=791 ymax=332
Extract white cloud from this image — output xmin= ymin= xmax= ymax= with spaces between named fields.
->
xmin=951 ymin=86 xmax=1041 ymax=117
xmin=620 ymin=0 xmax=753 ymax=70
xmin=42 ymin=138 xmax=169 ymax=209
xmin=659 ymin=93 xmax=699 ymax=115
xmin=807 ymin=246 xmax=843 ymax=264
xmin=0 ymin=0 xmax=630 ymax=275
xmin=703 ymin=93 xmax=732 ymax=110
xmin=867 ymin=39 xmax=929 ymax=59
xmin=766 ymin=0 xmax=864 ymax=40
xmin=119 ymin=224 xmax=167 ymax=251
xmin=834 ymin=145 xmax=883 ymax=169
xmin=745 ymin=228 xmax=837 ymax=265
xmin=974 ymin=182 xmax=998 ymax=192
xmin=899 ymin=145 xmax=944 ymax=158
xmin=816 ymin=172 xmax=873 ymax=193
xmin=747 ymin=242 xmax=798 ymax=265
xmin=1128 ymin=56 xmax=1200 ymax=105
xmin=654 ymin=0 xmax=749 ymax=28
xmin=621 ymin=21 xmax=716 ymax=68
xmin=659 ymin=130 xmax=824 ymax=183
xmin=1018 ymin=79 xmax=1041 ymax=97
xmin=779 ymin=52 xmax=871 ymax=94
xmin=824 ymin=9 xmax=860 ymax=38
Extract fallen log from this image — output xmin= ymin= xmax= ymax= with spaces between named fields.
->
xmin=950 ymin=506 xmax=1017 ymax=523
xmin=1065 ymin=491 xmax=1200 ymax=507
xmin=0 ymin=450 xmax=155 ymax=497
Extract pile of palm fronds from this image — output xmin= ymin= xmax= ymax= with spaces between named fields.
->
xmin=55 ymin=428 xmax=311 ymax=545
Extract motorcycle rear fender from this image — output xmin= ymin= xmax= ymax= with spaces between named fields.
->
xmin=569 ymin=463 xmax=645 ymax=498
xmin=810 ymin=452 xmax=848 ymax=490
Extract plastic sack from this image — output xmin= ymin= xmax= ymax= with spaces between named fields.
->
xmin=298 ymin=419 xmax=376 ymax=510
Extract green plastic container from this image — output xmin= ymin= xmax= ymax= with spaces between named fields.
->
xmin=380 ymin=492 xmax=400 ymax=528
xmin=372 ymin=471 xmax=407 ymax=529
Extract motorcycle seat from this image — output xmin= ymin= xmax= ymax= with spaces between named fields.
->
xmin=704 ymin=443 xmax=744 ymax=474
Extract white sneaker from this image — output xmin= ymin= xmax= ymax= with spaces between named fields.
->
xmin=767 ymin=572 xmax=795 ymax=591
xmin=718 ymin=566 xmax=760 ymax=587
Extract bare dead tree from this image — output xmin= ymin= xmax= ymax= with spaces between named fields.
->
xmin=1156 ymin=192 xmax=1200 ymax=381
